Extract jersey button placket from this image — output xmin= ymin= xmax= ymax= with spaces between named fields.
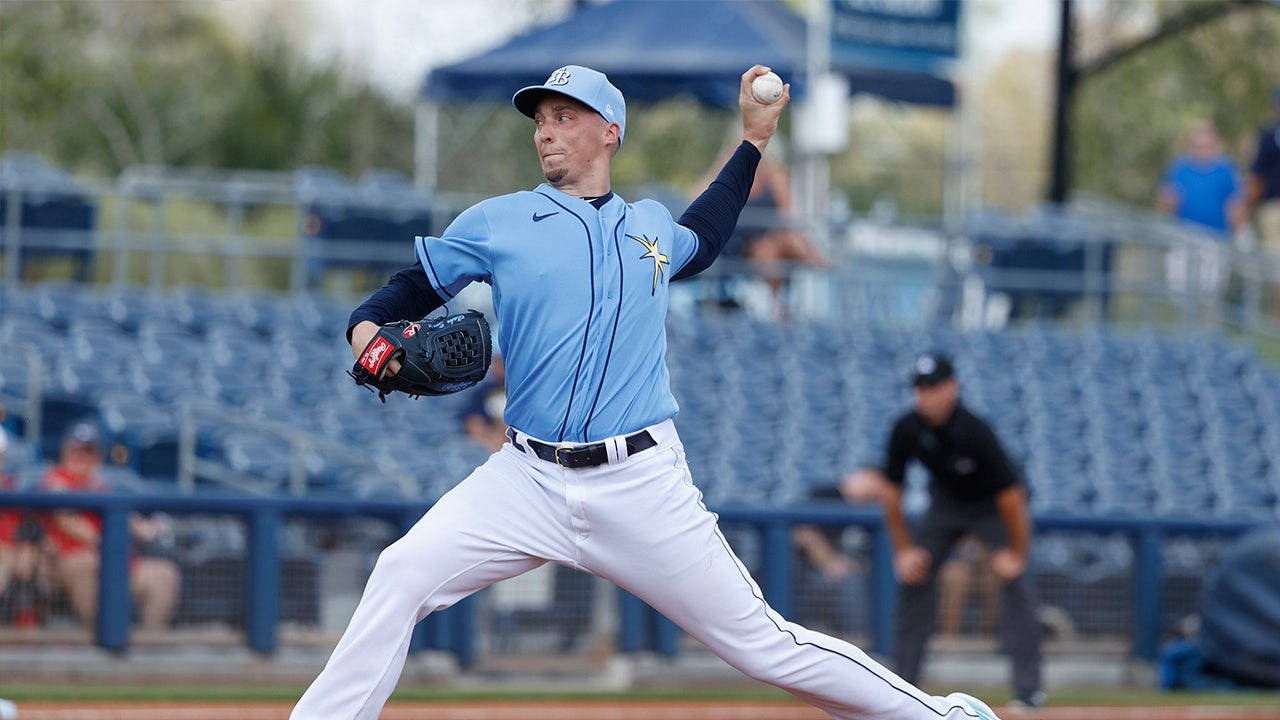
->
xmin=602 ymin=214 xmax=615 ymax=301
xmin=573 ymin=221 xmax=611 ymax=439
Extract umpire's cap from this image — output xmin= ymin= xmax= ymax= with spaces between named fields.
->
xmin=513 ymin=65 xmax=627 ymax=145
xmin=910 ymin=353 xmax=955 ymax=387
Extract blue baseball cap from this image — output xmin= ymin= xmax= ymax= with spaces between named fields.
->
xmin=513 ymin=65 xmax=626 ymax=145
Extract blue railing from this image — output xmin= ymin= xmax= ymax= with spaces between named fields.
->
xmin=0 ymin=491 xmax=1265 ymax=666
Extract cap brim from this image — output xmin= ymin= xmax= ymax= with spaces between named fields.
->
xmin=912 ymin=373 xmax=953 ymax=387
xmin=513 ymin=86 xmax=569 ymax=118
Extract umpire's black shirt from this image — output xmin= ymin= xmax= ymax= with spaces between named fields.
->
xmin=884 ymin=403 xmax=1021 ymax=507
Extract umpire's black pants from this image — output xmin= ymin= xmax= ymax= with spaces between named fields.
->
xmin=893 ymin=502 xmax=1042 ymax=699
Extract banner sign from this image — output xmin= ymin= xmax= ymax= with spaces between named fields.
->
xmin=831 ymin=0 xmax=962 ymax=72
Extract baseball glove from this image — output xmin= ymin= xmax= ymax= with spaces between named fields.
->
xmin=349 ymin=310 xmax=492 ymax=401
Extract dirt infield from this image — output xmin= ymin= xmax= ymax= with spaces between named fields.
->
xmin=8 ymin=701 xmax=1280 ymax=720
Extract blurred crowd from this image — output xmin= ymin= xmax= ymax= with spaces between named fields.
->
xmin=1158 ymin=88 xmax=1280 ymax=312
xmin=0 ymin=422 xmax=179 ymax=633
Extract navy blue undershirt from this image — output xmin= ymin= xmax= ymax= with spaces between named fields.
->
xmin=673 ymin=140 xmax=761 ymax=280
xmin=347 ymin=141 xmax=761 ymax=340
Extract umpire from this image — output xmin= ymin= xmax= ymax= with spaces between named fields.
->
xmin=853 ymin=353 xmax=1044 ymax=708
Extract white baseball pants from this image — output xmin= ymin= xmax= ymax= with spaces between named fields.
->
xmin=292 ymin=420 xmax=982 ymax=720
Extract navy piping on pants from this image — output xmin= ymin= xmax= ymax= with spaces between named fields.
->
xmin=702 ymin=505 xmax=980 ymax=720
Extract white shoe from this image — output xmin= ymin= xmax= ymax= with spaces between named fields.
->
xmin=946 ymin=692 xmax=1002 ymax=720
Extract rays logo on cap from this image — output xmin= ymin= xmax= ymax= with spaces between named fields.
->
xmin=915 ymin=356 xmax=937 ymax=376
xmin=547 ymin=67 xmax=572 ymax=86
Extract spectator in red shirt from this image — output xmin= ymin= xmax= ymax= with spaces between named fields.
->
xmin=1 ymin=426 xmax=49 ymax=628
xmin=42 ymin=423 xmax=180 ymax=632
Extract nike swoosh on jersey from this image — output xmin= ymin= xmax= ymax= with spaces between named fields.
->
xmin=532 ymin=211 xmax=559 ymax=222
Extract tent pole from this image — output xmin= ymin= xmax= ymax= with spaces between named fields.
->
xmin=803 ymin=0 xmax=833 ymax=251
xmin=794 ymin=0 xmax=834 ymax=320
xmin=943 ymin=4 xmax=976 ymax=235
xmin=415 ymin=99 xmax=439 ymax=193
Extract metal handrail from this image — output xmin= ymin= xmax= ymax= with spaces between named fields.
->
xmin=0 ymin=344 xmax=44 ymax=460
xmin=0 ymin=488 xmax=1265 ymax=663
xmin=175 ymin=400 xmax=413 ymax=497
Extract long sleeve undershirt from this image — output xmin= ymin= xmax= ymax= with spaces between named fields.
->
xmin=346 ymin=263 xmax=445 ymax=342
xmin=672 ymin=140 xmax=761 ymax=281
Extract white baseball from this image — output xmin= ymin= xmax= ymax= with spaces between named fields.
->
xmin=751 ymin=71 xmax=784 ymax=104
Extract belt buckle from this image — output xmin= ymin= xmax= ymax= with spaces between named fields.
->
xmin=554 ymin=446 xmax=569 ymax=467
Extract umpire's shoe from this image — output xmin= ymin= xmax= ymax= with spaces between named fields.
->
xmin=946 ymin=692 xmax=1002 ymax=720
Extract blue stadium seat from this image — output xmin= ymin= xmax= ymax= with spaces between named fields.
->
xmin=165 ymin=287 xmax=242 ymax=334
xmin=35 ymin=395 xmax=99 ymax=461
xmin=221 ymin=431 xmax=294 ymax=491
xmin=5 ymin=281 xmax=1280 ymax=515
xmin=99 ymin=287 xmax=164 ymax=333
xmin=0 ymin=155 xmax=97 ymax=281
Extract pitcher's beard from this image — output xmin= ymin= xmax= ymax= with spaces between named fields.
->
xmin=544 ymin=167 xmax=568 ymax=184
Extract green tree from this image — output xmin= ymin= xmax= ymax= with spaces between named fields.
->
xmin=431 ymin=98 xmax=732 ymax=197
xmin=0 ymin=0 xmax=413 ymax=176
xmin=1072 ymin=2 xmax=1280 ymax=206
xmin=830 ymin=101 xmax=948 ymax=219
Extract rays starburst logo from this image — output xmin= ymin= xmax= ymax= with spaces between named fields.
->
xmin=630 ymin=234 xmax=669 ymax=295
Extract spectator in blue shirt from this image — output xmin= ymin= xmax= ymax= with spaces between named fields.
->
xmin=1159 ymin=121 xmax=1243 ymax=237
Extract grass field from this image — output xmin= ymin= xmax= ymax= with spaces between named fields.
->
xmin=1 ymin=684 xmax=1277 ymax=720
xmin=0 ymin=685 xmax=1278 ymax=705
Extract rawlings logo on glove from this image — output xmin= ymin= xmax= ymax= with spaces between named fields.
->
xmin=358 ymin=337 xmax=395 ymax=375
xmin=349 ymin=310 xmax=492 ymax=401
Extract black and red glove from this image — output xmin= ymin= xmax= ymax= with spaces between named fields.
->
xmin=350 ymin=310 xmax=492 ymax=401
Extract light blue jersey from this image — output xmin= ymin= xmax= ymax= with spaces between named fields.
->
xmin=416 ymin=183 xmax=699 ymax=442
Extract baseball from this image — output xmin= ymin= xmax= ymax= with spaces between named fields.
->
xmin=751 ymin=71 xmax=784 ymax=104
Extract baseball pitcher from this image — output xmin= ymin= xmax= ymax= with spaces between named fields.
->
xmin=292 ymin=65 xmax=1002 ymax=720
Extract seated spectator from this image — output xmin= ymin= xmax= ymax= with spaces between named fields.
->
xmin=829 ymin=470 xmax=1000 ymax=639
xmin=792 ymin=473 xmax=886 ymax=635
xmin=460 ymin=355 xmax=508 ymax=453
xmin=938 ymin=535 xmax=999 ymax=637
xmin=41 ymin=422 xmax=180 ymax=632
xmin=0 ymin=426 xmax=49 ymax=628
xmin=735 ymin=153 xmax=827 ymax=270
xmin=700 ymin=141 xmax=827 ymax=317
xmin=793 ymin=522 xmax=863 ymax=636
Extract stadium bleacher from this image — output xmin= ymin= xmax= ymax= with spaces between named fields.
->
xmin=3 ymin=283 xmax=1279 ymax=514
xmin=2 ymin=282 xmax=1279 ymax=637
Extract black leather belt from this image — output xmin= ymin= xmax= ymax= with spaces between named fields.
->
xmin=507 ymin=428 xmax=657 ymax=468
